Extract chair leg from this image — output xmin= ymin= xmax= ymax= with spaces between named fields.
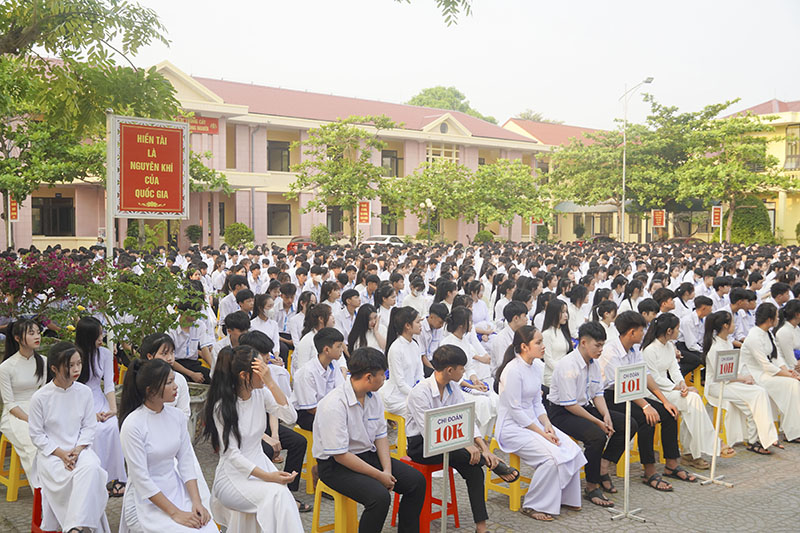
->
xmin=448 ymin=468 xmax=459 ymax=529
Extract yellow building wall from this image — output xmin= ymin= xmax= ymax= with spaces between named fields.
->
xmin=266 ymin=130 xmax=301 ymax=167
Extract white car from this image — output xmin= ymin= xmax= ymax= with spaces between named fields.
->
xmin=361 ymin=235 xmax=405 ymax=247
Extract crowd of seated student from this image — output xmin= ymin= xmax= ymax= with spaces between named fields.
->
xmin=4 ymin=238 xmax=800 ymax=530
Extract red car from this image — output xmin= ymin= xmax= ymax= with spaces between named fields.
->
xmin=286 ymin=236 xmax=315 ymax=253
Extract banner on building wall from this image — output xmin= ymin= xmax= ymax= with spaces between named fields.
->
xmin=651 ymin=209 xmax=666 ymax=228
xmin=109 ymin=115 xmax=190 ymax=219
xmin=177 ymin=116 xmax=220 ymax=135
xmin=711 ymin=205 xmax=723 ymax=228
xmin=357 ymin=201 xmax=371 ymax=225
xmin=8 ymin=199 xmax=18 ymax=221
xmin=531 ymin=216 xmax=544 ymax=225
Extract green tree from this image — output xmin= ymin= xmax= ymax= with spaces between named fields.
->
xmin=406 ymin=86 xmax=496 ymax=124
xmin=470 ymin=159 xmax=550 ymax=241
xmin=287 ymin=115 xmax=396 ymax=243
xmin=515 ymin=109 xmax=563 ymax=124
xmin=224 ymin=222 xmax=255 ymax=249
xmin=394 ymin=0 xmax=472 ymax=25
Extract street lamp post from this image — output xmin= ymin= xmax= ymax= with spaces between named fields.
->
xmin=420 ymin=198 xmax=433 ymax=246
xmin=619 ymin=77 xmax=653 ymax=243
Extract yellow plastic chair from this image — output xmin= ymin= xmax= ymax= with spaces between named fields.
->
xmin=311 ymin=480 xmax=359 ymax=533
xmin=0 ymin=434 xmax=29 ymax=502
xmin=117 ymin=364 xmax=128 ymax=385
xmin=292 ymin=426 xmax=317 ymax=495
xmin=385 ymin=411 xmax=407 ymax=459
xmin=685 ymin=366 xmax=706 ymax=405
xmin=484 ymin=438 xmax=531 ymax=512
xmin=712 ymin=406 xmax=728 ymax=445
xmin=617 ymin=433 xmax=642 ymax=477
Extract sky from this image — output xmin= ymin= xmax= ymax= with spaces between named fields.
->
xmin=129 ymin=0 xmax=800 ymax=130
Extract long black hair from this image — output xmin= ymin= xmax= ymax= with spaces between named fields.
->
xmin=374 ymin=284 xmax=396 ymax=309
xmin=349 ymin=304 xmax=377 ymax=354
xmin=542 ymin=298 xmax=571 ymax=346
xmin=75 ymin=316 xmax=103 ymax=383
xmin=623 ymin=279 xmax=643 ymax=308
xmin=385 ymin=306 xmax=419 ymax=353
xmin=494 ymin=325 xmax=537 ymax=393
xmin=203 ymin=345 xmax=258 ymax=452
xmin=702 ymin=310 xmax=731 ymax=359
xmin=641 ymin=312 xmax=680 ymax=350
xmin=592 ymin=299 xmax=618 ymax=322
xmin=301 ymin=304 xmax=332 ymax=337
xmin=533 ymin=292 xmax=554 ymax=319
xmin=320 ymin=280 xmax=339 ymax=303
xmin=119 ymin=358 xmax=172 ymax=427
xmin=775 ymin=298 xmax=800 ymax=334
xmin=140 ymin=333 xmax=175 ymax=359
xmin=4 ymin=319 xmax=44 ymax=382
xmin=47 ymin=341 xmax=82 ymax=383
xmin=445 ymin=306 xmax=471 ymax=334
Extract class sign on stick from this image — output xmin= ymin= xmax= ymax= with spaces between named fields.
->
xmin=423 ymin=402 xmax=475 ymax=458
xmin=614 ymin=363 xmax=648 ymax=403
xmin=714 ymin=349 xmax=739 ymax=382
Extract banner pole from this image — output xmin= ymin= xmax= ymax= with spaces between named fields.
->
xmin=610 ymin=400 xmax=645 ymax=521
xmin=105 ymin=110 xmax=115 ymax=264
xmin=441 ymin=452 xmax=449 ymax=533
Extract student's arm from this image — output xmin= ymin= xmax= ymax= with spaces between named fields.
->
xmin=101 ymin=348 xmax=117 ymax=419
xmin=0 ymin=365 xmax=28 ymax=422
xmin=645 ymin=374 xmax=679 ymax=418
xmin=375 ymin=436 xmax=393 ymax=477
xmin=333 ymin=451 xmax=395 ymax=489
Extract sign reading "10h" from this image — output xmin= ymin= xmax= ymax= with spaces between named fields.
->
xmin=423 ymin=402 xmax=475 ymax=458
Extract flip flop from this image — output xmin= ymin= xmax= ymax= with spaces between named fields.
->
xmin=492 ymin=461 xmax=520 ymax=483
xmin=295 ymin=499 xmax=313 ymax=513
xmin=106 ymin=479 xmax=126 ymax=498
xmin=664 ymin=465 xmax=697 ymax=483
xmin=642 ymin=472 xmax=673 ymax=492
xmin=584 ymin=487 xmax=614 ymax=507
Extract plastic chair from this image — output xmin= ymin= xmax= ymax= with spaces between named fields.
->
xmin=293 ymin=425 xmax=317 ymax=494
xmin=685 ymin=366 xmax=706 ymax=405
xmin=390 ymin=456 xmax=459 ymax=533
xmin=0 ymin=434 xmax=28 ymax=501
xmin=311 ymin=480 xmax=359 ymax=533
xmin=712 ymin=406 xmax=728 ymax=445
xmin=385 ymin=411 xmax=407 ymax=459
xmin=484 ymin=438 xmax=531 ymax=512
xmin=31 ymin=488 xmax=60 ymax=533
xmin=117 ymin=363 xmax=128 ymax=385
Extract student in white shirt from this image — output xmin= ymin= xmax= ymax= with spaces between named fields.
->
xmin=141 ymin=333 xmax=189 ymax=419
xmin=202 ymin=345 xmax=303 ymax=532
xmin=592 ymin=300 xmax=618 ymax=344
xmin=566 ymin=285 xmax=588 ymax=339
xmin=547 ymin=322 xmax=626 ymax=508
xmin=347 ymin=303 xmax=386 ymax=354
xmin=541 ymin=299 xmax=572 ymax=391
xmin=617 ymin=279 xmax=643 ymax=314
xmin=496 ymin=326 xmax=585 ymax=521
xmin=407 ymin=344 xmax=518 ymax=531
xmin=312 ymin=348 xmax=426 ymax=533
xmin=29 ymin=342 xmax=111 ymax=533
xmin=488 ymin=301 xmax=528 ymax=378
xmin=380 ymin=307 xmax=424 ymax=417
xmin=334 ymin=289 xmax=361 ymax=347
xmin=676 ymin=295 xmax=713 ymax=377
xmin=289 ymin=292 xmax=316 ymax=349
xmin=672 ymin=282 xmax=695 ymax=321
xmin=170 ymin=301 xmax=214 ymax=384
xmin=218 ymin=274 xmax=249 ymax=326
xmin=417 ymin=302 xmax=448 ymax=376
xmin=402 ymin=278 xmax=430 ymax=317
xmin=294 ymin=328 xmax=346 ymax=430
xmin=251 ymin=293 xmax=284 ymax=361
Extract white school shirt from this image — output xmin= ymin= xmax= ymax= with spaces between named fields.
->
xmin=293 ymin=357 xmax=345 ymax=410
xmin=566 ymin=302 xmax=585 ymax=339
xmin=211 ymin=270 xmax=227 ymax=292
xmin=489 ymin=326 xmax=515 ymax=378
xmin=288 ymin=313 xmax=305 ymax=346
xmin=405 ymin=375 xmax=481 ymax=439
xmin=29 ymin=381 xmax=96 ymax=457
xmin=169 ymin=322 xmax=214 ymax=361
xmin=380 ymin=336 xmax=424 ymax=414
xmin=218 ymin=292 xmax=240 ymax=324
xmin=547 ymin=349 xmax=604 ymax=407
xmin=417 ymin=318 xmax=444 ymax=361
xmin=250 ymin=316 xmax=281 ymax=356
xmin=772 ymin=324 xmax=799 ymax=371
xmin=335 ymin=307 xmax=357 ymax=340
xmin=740 ymin=327 xmax=785 ymax=382
xmin=599 ymin=336 xmax=647 ymax=390
xmin=672 ymin=297 xmax=693 ymax=321
xmin=678 ymin=312 xmax=704 ymax=352
xmin=210 ymin=336 xmax=231 ymax=371
xmin=274 ymin=303 xmax=296 ymax=335
xmin=292 ymin=330 xmax=318 ymax=376
xmin=542 ymin=327 xmax=571 ymax=388
xmin=312 ymin=378 xmax=388 ymax=460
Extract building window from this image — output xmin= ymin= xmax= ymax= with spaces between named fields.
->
xmin=268 ymin=204 xmax=291 ymax=235
xmin=381 ymin=206 xmax=397 ymax=235
xmin=32 ymin=197 xmax=75 ymax=236
xmin=219 ymin=202 xmax=226 ymax=236
xmin=573 ymin=214 xmax=583 ymax=234
xmin=786 ymin=125 xmax=800 ymax=170
xmin=268 ymin=141 xmax=291 ymax=172
xmin=478 ymin=157 xmax=486 ymax=166
xmin=381 ymin=150 xmax=400 ymax=177
xmin=426 ymin=143 xmax=459 ymax=163
xmin=598 ymin=213 xmax=613 ymax=235
xmin=552 ymin=214 xmax=559 ymax=235
xmin=628 ymin=215 xmax=641 ymax=235
xmin=327 ymin=206 xmax=343 ymax=233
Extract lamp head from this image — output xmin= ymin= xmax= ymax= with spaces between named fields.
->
xmin=644 ymin=77 xmax=654 ymax=84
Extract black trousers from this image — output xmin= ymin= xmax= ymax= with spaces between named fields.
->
xmin=548 ymin=403 xmax=627 ymax=484
xmin=262 ymin=417 xmax=307 ymax=493
xmin=407 ymin=435 xmax=487 ymax=524
xmin=603 ymin=390 xmax=681 ymax=465
xmin=296 ymin=409 xmax=315 ymax=431
xmin=675 ymin=341 xmax=703 ymax=377
xmin=174 ymin=358 xmax=210 ymax=383
xmin=318 ymin=451 xmax=426 ymax=533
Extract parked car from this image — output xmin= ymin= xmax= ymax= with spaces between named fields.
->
xmin=575 ymin=235 xmax=615 ymax=246
xmin=666 ymin=237 xmax=706 ymax=245
xmin=286 ymin=236 xmax=315 ymax=253
xmin=360 ymin=235 xmax=405 ymax=247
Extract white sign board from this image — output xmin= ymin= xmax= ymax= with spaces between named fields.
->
xmin=614 ymin=363 xmax=648 ymax=403
xmin=423 ymin=402 xmax=475 ymax=458
xmin=714 ymin=349 xmax=740 ymax=382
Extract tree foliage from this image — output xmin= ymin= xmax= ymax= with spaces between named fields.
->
xmin=406 ymin=86 xmax=496 ymax=124
xmin=287 ymin=115 xmax=396 ymax=243
xmin=383 ymin=160 xmax=474 ymax=222
xmin=515 ymin=109 xmax=563 ymax=124
xmin=224 ymin=222 xmax=255 ymax=249
xmin=394 ymin=0 xmax=472 ymax=26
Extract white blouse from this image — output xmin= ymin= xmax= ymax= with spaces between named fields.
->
xmin=381 ymin=336 xmax=423 ymax=413
xmin=641 ymin=339 xmax=683 ymax=398
xmin=542 ymin=327 xmax=571 ymax=387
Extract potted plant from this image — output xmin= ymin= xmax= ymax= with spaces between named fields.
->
xmin=185 ymin=224 xmax=203 ymax=245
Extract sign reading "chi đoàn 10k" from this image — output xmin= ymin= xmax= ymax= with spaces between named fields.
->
xmin=109 ymin=115 xmax=190 ymax=219
xmin=423 ymin=402 xmax=475 ymax=458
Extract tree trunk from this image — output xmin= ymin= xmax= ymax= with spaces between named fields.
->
xmin=2 ymin=191 xmax=12 ymax=250
xmin=507 ymin=221 xmax=513 ymax=242
xmin=725 ymin=197 xmax=734 ymax=243
xmin=350 ymin=216 xmax=357 ymax=245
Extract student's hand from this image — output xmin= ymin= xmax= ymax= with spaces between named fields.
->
xmin=377 ymin=470 xmax=396 ymax=490
xmin=482 ymin=451 xmax=501 ymax=469
xmin=262 ymin=434 xmax=282 ymax=454
xmin=542 ymin=425 xmax=560 ymax=445
xmin=601 ymin=414 xmax=615 ymax=436
xmin=663 ymin=400 xmax=679 ymax=418
xmin=465 ymin=445 xmax=481 ymax=465
xmin=170 ymin=509 xmax=202 ymax=528
xmin=190 ymin=371 xmax=205 ymax=384
xmin=686 ymin=386 xmax=698 ymax=395
xmin=54 ymin=448 xmax=74 ymax=471
xmin=251 ymin=359 xmax=273 ymax=384
xmin=270 ymin=355 xmax=285 ymax=367
xmin=643 ymin=404 xmax=660 ymax=426
xmin=266 ymin=471 xmax=298 ymax=485
xmin=742 ymin=376 xmax=755 ymax=385
xmin=191 ymin=501 xmax=212 ymax=526
xmin=675 ymin=348 xmax=683 ymax=360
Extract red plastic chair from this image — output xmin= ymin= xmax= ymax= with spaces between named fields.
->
xmin=32 ymin=488 xmax=60 ymax=533
xmin=390 ymin=456 xmax=459 ymax=533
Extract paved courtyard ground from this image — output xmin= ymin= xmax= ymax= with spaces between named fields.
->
xmin=2 ymin=423 xmax=798 ymax=532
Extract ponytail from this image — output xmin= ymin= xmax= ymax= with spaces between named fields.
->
xmin=702 ymin=311 xmax=731 ymax=359
xmin=641 ymin=312 xmax=679 ymax=351
xmin=592 ymin=300 xmax=617 ymax=322
xmin=494 ymin=325 xmax=537 ymax=393
xmin=119 ymin=358 xmax=172 ymax=427
xmin=445 ymin=306 xmax=471 ymax=334
xmin=385 ymin=306 xmax=418 ymax=354
xmin=775 ymin=299 xmax=800 ymax=334
xmin=4 ymin=319 xmax=45 ymax=383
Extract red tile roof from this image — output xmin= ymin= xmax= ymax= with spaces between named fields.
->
xmin=193 ymin=77 xmax=532 ymax=143
xmin=502 ymin=118 xmax=604 ymax=146
xmin=726 ymin=99 xmax=800 ymax=117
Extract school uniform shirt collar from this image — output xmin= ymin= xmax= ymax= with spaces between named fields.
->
xmin=343 ymin=376 xmax=372 ymax=407
xmin=424 ymin=374 xmax=454 ymax=400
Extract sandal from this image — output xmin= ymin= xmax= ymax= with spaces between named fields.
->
xmin=584 ymin=487 xmax=614 ymax=507
xmin=720 ymin=446 xmax=737 ymax=458
xmin=599 ymin=473 xmax=617 ymax=493
xmin=492 ymin=461 xmax=520 ymax=483
xmin=642 ymin=472 xmax=673 ymax=492
xmin=106 ymin=480 xmax=126 ymax=498
xmin=746 ymin=442 xmax=772 ymax=455
xmin=784 ymin=437 xmax=800 ymax=444
xmin=561 ymin=504 xmax=581 ymax=511
xmin=295 ymin=499 xmax=313 ymax=513
xmin=680 ymin=454 xmax=710 ymax=470
xmin=663 ymin=465 xmax=697 ymax=483
xmin=521 ymin=507 xmax=554 ymax=521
